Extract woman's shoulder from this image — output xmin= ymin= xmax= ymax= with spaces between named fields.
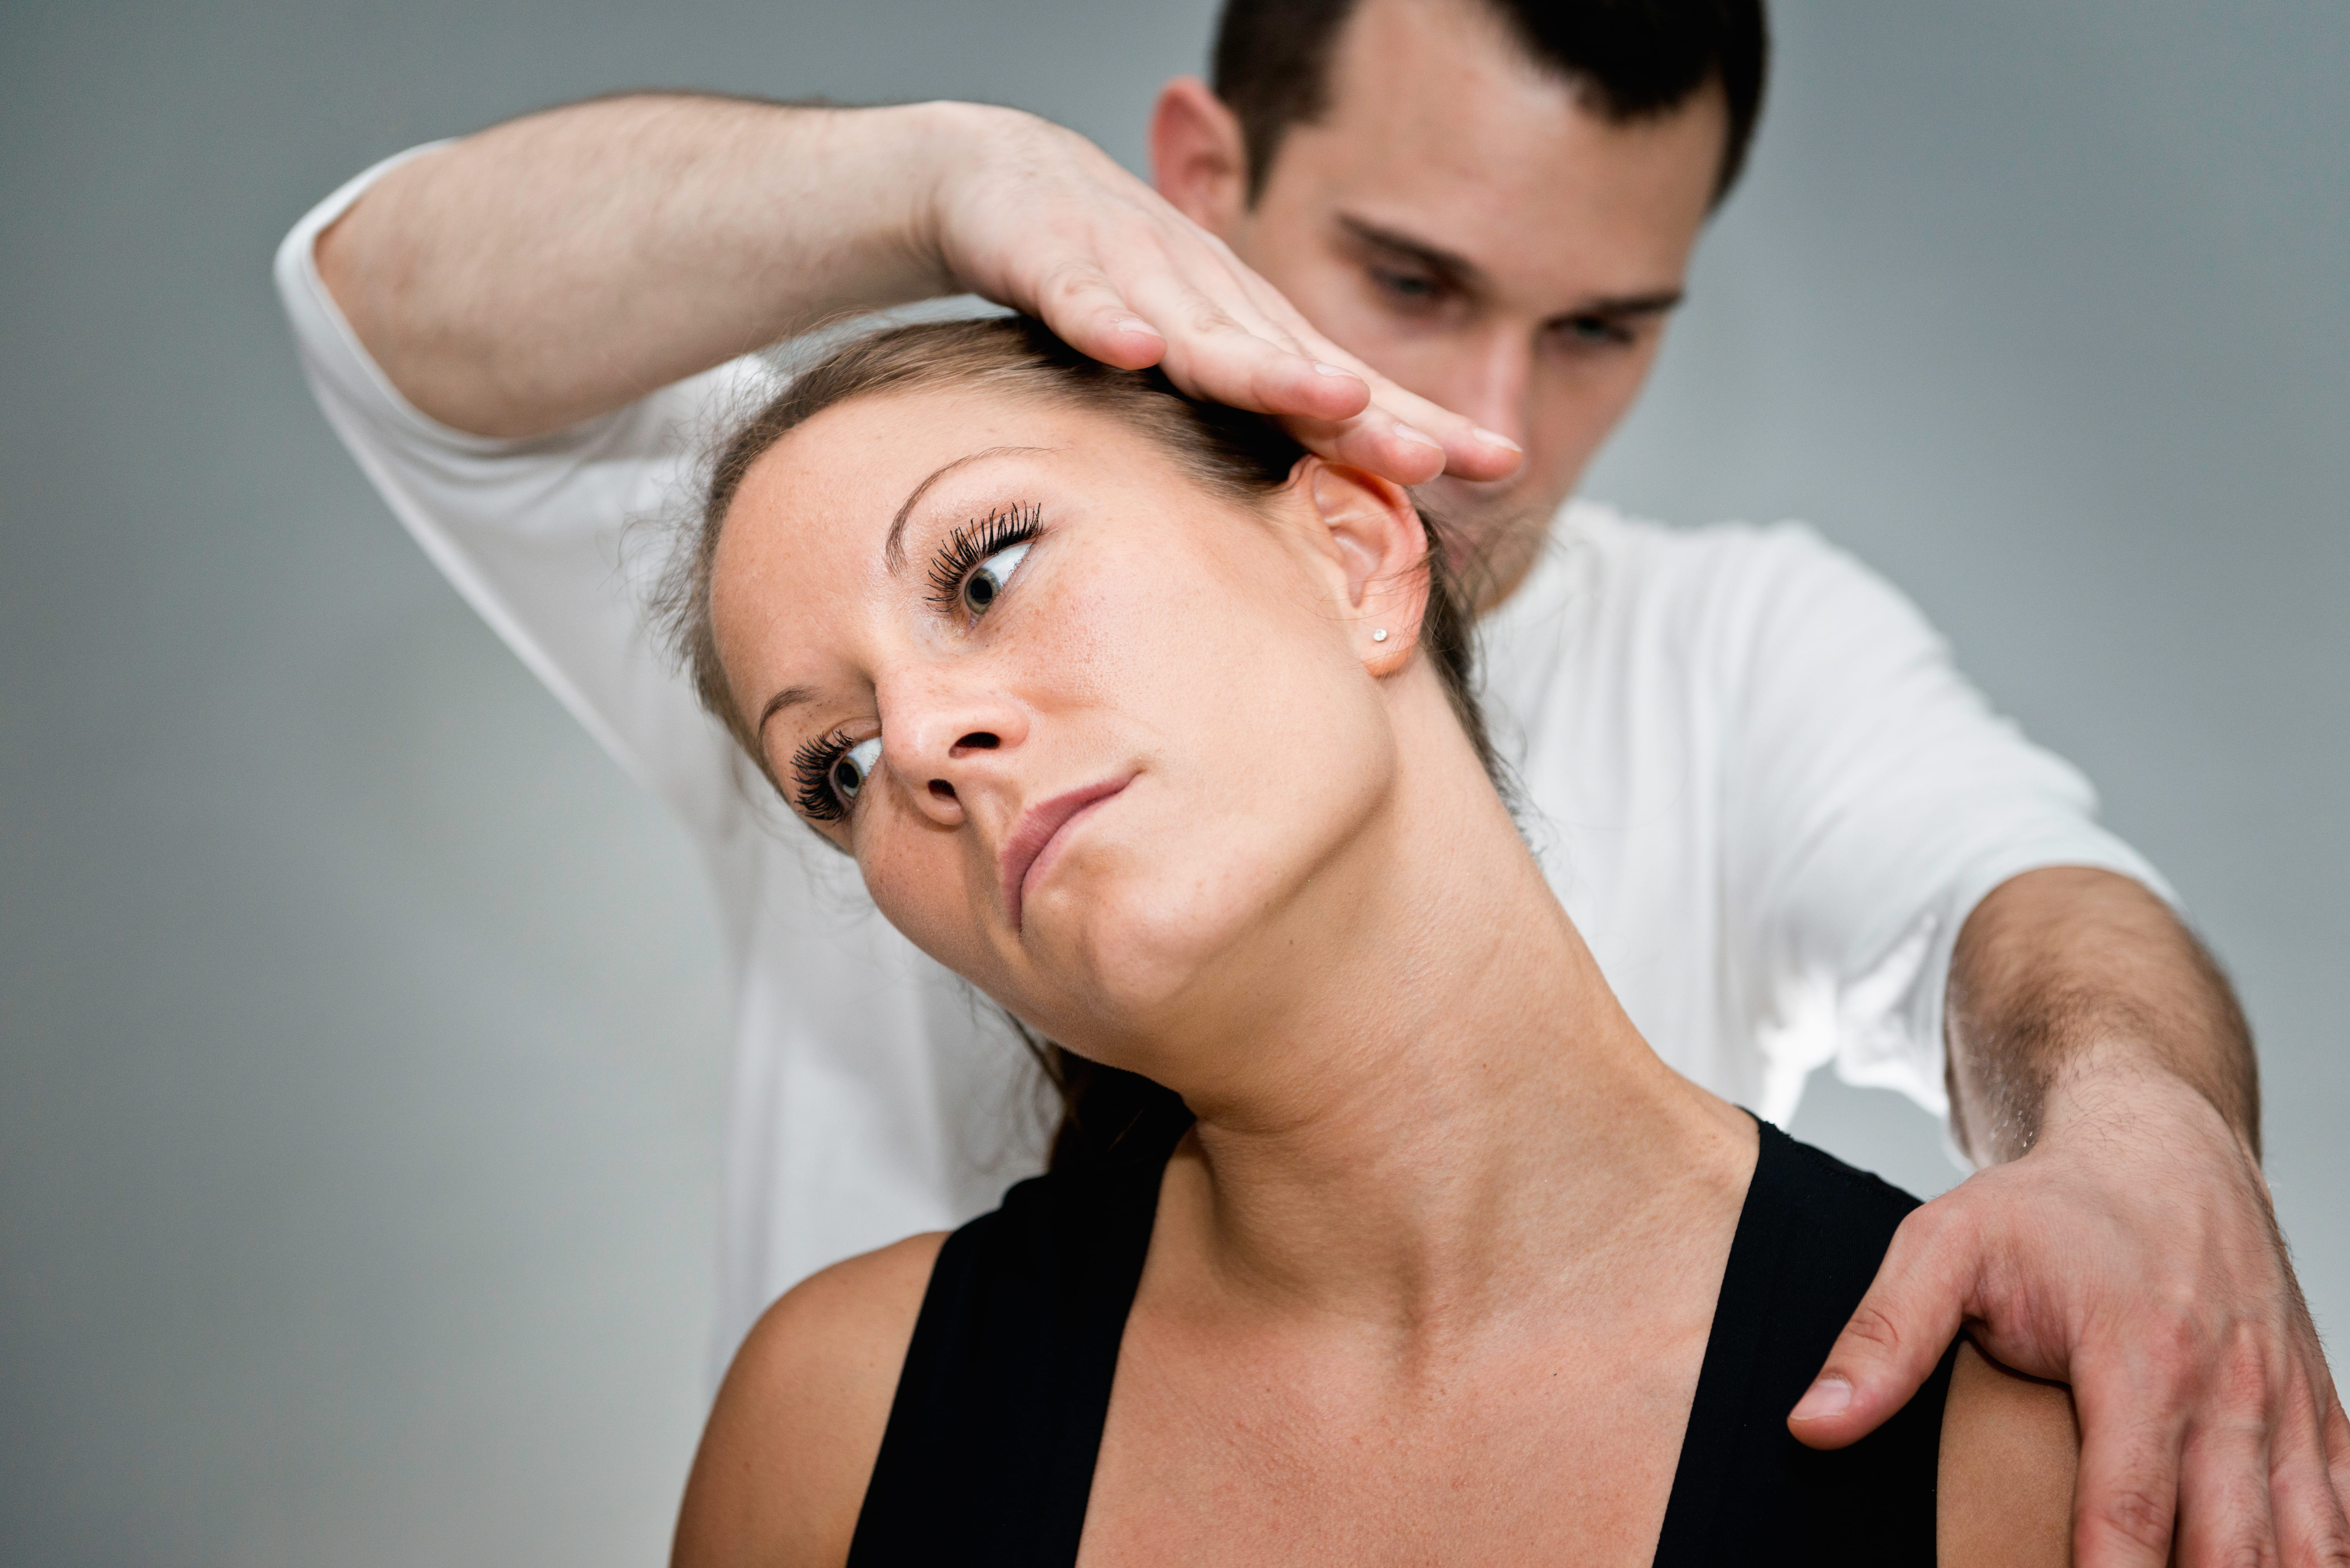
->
xmin=672 ymin=1230 xmax=947 ymax=1568
xmin=1938 ymin=1339 xmax=2081 ymax=1566
xmin=1753 ymin=1132 xmax=2080 ymax=1561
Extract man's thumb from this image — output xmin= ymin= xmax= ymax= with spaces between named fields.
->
xmin=1790 ymin=1205 xmax=1973 ymax=1451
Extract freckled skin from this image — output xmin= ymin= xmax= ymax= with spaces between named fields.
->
xmin=687 ymin=378 xmax=2083 ymax=1568
xmin=710 ymin=388 xmax=1419 ymax=1073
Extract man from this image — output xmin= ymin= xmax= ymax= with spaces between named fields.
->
xmin=277 ymin=0 xmax=2347 ymax=1561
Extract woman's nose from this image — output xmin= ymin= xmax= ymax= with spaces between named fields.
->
xmin=881 ymin=680 xmax=1030 ymax=827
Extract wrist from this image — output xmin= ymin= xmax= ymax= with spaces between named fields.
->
xmin=2035 ymin=1057 xmax=2261 ymax=1172
xmin=892 ymin=100 xmax=1031 ymax=298
xmin=759 ymin=99 xmax=979 ymax=309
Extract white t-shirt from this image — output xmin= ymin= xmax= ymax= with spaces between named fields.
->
xmin=277 ymin=148 xmax=2168 ymax=1365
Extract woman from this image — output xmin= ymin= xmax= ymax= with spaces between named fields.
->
xmin=662 ymin=316 xmax=2080 ymax=1566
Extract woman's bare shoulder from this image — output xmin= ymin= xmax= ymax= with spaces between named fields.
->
xmin=1937 ymin=1338 xmax=2081 ymax=1568
xmin=671 ymin=1231 xmax=947 ymax=1568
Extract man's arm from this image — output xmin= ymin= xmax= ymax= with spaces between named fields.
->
xmin=316 ymin=94 xmax=1520 ymax=480
xmin=1794 ymin=866 xmax=2350 ymax=1568
xmin=1945 ymin=866 xmax=2255 ymax=1163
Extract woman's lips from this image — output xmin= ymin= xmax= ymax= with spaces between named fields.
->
xmin=999 ymin=775 xmax=1133 ymax=933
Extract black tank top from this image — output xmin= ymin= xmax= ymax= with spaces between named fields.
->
xmin=848 ymin=1112 xmax=1959 ymax=1565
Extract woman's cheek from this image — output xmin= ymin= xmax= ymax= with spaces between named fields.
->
xmin=858 ymin=828 xmax=997 ymax=981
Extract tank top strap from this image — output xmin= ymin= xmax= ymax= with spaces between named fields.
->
xmin=846 ymin=1107 xmax=1191 ymax=1567
xmin=1651 ymin=1116 xmax=1960 ymax=1567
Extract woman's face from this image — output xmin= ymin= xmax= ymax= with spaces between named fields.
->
xmin=709 ymin=385 xmax=1420 ymax=1059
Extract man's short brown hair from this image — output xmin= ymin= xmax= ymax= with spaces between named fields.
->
xmin=1212 ymin=0 xmax=1770 ymax=204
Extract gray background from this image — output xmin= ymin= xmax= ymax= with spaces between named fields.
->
xmin=2 ymin=0 xmax=2342 ymax=1561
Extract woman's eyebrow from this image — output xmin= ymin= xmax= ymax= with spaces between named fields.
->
xmin=883 ymin=445 xmax=1051 ymax=571
xmin=755 ymin=684 xmax=818 ymax=742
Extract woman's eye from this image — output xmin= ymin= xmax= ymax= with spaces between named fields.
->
xmin=829 ymin=735 xmax=883 ymax=805
xmin=960 ymin=540 xmax=1031 ymax=616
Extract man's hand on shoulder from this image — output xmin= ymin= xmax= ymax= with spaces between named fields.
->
xmin=1780 ymin=862 xmax=2350 ymax=1568
xmin=1798 ymin=1067 xmax=2347 ymax=1565
xmin=672 ymin=1231 xmax=945 ymax=1568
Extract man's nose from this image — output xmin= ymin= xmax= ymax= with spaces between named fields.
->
xmin=880 ymin=676 xmax=1030 ymax=828
xmin=1447 ymin=331 xmax=1535 ymax=456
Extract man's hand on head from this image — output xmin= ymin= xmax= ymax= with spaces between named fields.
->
xmin=319 ymin=93 xmax=1529 ymax=468
xmin=919 ymin=104 xmax=1523 ymax=489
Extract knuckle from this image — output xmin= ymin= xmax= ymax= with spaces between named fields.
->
xmin=2302 ymin=1526 xmax=2350 ymax=1568
xmin=2217 ymin=1326 xmax=2281 ymax=1413
xmin=1887 ymin=1195 xmax=1981 ymax=1278
xmin=2142 ymin=1300 xmax=2213 ymax=1372
xmin=1180 ymin=297 xmax=1241 ymax=337
xmin=1838 ymin=1301 xmax=1910 ymax=1361
xmin=1033 ymin=261 xmax=1110 ymax=307
xmin=2091 ymin=1483 xmax=2178 ymax=1553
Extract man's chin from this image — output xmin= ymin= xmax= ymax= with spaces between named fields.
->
xmin=1414 ymin=479 xmax=1564 ymax=611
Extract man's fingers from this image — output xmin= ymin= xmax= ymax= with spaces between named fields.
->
xmin=2071 ymin=1370 xmax=2187 ymax=1568
xmin=2322 ymin=1379 xmax=2350 ymax=1510
xmin=1109 ymin=274 xmax=1359 ymax=416
xmin=1023 ymin=260 xmax=1169 ymax=373
xmin=2168 ymin=1398 xmax=2278 ymax=1568
xmin=1241 ymin=307 xmax=1523 ymax=482
xmin=1115 ymin=260 xmax=1519 ymax=482
xmin=1359 ymin=379 xmax=1522 ymax=482
xmin=2271 ymin=1372 xmax=2350 ymax=1568
xmin=1789 ymin=1202 xmax=1973 ymax=1450
xmin=1283 ymin=412 xmax=1451 ymax=486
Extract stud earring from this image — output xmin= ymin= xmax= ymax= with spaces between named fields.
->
xmin=1372 ymin=628 xmax=1390 ymax=643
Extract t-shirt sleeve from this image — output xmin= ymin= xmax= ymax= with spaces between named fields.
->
xmin=272 ymin=143 xmax=778 ymax=848
xmin=1712 ymin=523 xmax=2173 ymax=1126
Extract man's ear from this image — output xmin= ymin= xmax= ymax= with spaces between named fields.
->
xmin=1150 ymin=77 xmax=1249 ymax=239
xmin=1292 ymin=456 xmax=1430 ymax=677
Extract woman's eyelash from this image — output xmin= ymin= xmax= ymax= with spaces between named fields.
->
xmin=790 ymin=729 xmax=853 ymax=823
xmin=926 ymin=502 xmax=1042 ymax=612
xmin=788 ymin=506 xmax=1037 ymax=823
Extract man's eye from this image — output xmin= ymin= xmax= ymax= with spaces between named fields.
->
xmin=829 ymin=735 xmax=883 ymax=805
xmin=960 ymin=540 xmax=1031 ymax=617
xmin=1371 ymin=267 xmax=1442 ymax=304
xmin=1559 ymin=315 xmax=1634 ymax=349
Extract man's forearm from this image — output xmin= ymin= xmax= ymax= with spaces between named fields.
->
xmin=315 ymin=94 xmax=967 ymax=439
xmin=1944 ymin=865 xmax=2258 ymax=1164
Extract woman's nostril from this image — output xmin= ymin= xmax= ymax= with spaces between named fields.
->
xmin=955 ymin=731 xmax=999 ymax=752
xmin=930 ymin=780 xmax=957 ymax=801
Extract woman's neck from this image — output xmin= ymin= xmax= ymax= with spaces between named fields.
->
xmin=1140 ymin=687 xmax=1751 ymax=1335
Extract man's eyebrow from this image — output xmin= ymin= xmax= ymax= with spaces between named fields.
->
xmin=883 ymin=445 xmax=1052 ymax=572
xmin=1337 ymin=214 xmax=1489 ymax=293
xmin=1556 ymin=287 xmax=1686 ymax=321
xmin=1336 ymin=213 xmax=1685 ymax=320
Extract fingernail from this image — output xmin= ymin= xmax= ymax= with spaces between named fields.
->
xmin=1473 ymin=426 xmax=1522 ymax=453
xmin=1312 ymin=361 xmax=1358 ymax=378
xmin=1115 ymin=317 xmax=1163 ymax=338
xmin=1791 ymin=1378 xmax=1853 ymax=1421
xmin=1393 ymin=424 xmax=1443 ymax=449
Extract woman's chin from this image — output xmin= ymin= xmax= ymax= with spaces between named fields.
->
xmin=1016 ymin=876 xmax=1268 ymax=1045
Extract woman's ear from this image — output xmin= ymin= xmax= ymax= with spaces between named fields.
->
xmin=1292 ymin=456 xmax=1430 ymax=677
xmin=1150 ymin=77 xmax=1249 ymax=239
